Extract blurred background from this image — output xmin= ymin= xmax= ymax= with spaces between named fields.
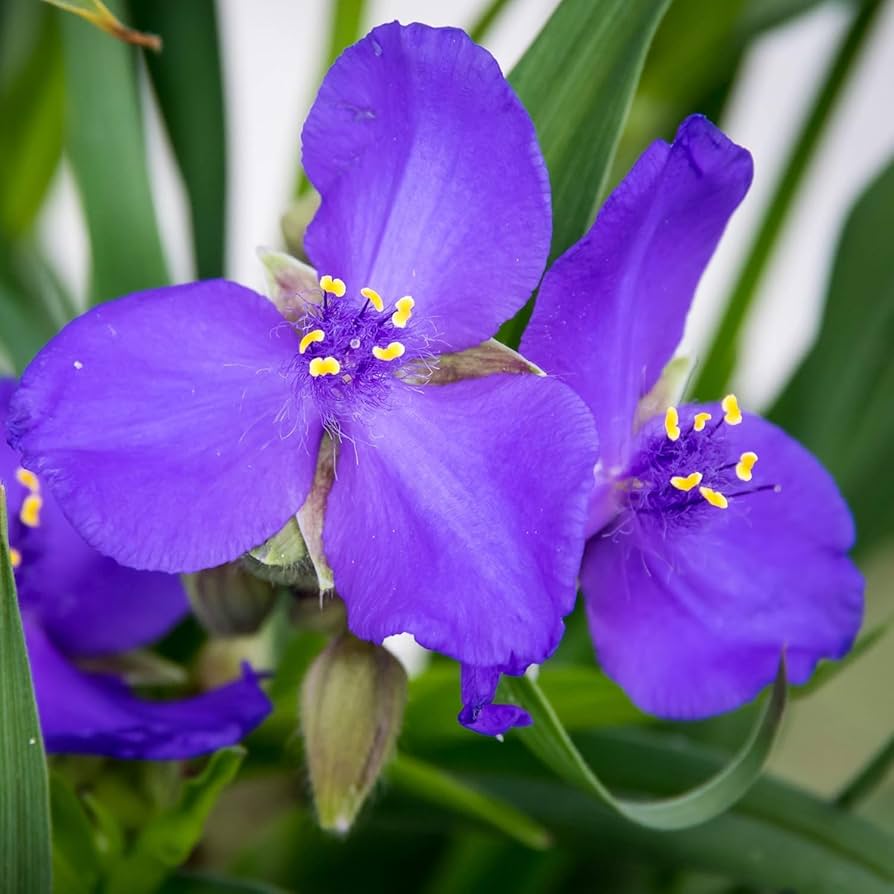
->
xmin=2 ymin=1 xmax=893 ymax=891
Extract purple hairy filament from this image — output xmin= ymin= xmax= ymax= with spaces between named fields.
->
xmin=283 ymin=275 xmax=434 ymax=433
xmin=621 ymin=394 xmax=778 ymax=523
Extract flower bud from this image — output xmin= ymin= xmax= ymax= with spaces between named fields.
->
xmin=184 ymin=562 xmax=277 ymax=636
xmin=257 ymin=246 xmax=319 ymax=321
xmin=280 ymin=191 xmax=321 ymax=261
xmin=301 ymin=633 xmax=407 ymax=833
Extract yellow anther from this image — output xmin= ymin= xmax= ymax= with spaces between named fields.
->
xmin=319 ymin=274 xmax=346 ymax=297
xmin=15 ymin=468 xmax=40 ymax=492
xmin=722 ymin=393 xmax=743 ymax=425
xmin=670 ymin=471 xmax=703 ymax=492
xmin=19 ymin=494 xmax=43 ymax=528
xmin=299 ymin=329 xmax=325 ymax=354
xmin=360 ymin=287 xmax=384 ymax=312
xmin=391 ymin=296 xmax=415 ymax=329
xmin=693 ymin=412 xmax=712 ymax=432
xmin=308 ymin=356 xmax=341 ymax=377
xmin=736 ymin=451 xmax=759 ymax=482
xmin=664 ymin=406 xmax=681 ymax=441
xmin=9 ymin=547 xmax=21 ymax=569
xmin=372 ymin=342 xmax=406 ymax=362
xmin=699 ymin=486 xmax=729 ymax=510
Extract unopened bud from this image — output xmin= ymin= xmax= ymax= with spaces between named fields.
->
xmin=257 ymin=246 xmax=319 ymax=321
xmin=184 ymin=562 xmax=277 ymax=636
xmin=281 ymin=191 xmax=321 ymax=261
xmin=301 ymin=633 xmax=407 ymax=833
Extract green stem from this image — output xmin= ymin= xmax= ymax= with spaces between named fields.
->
xmin=692 ymin=0 xmax=884 ymax=399
xmin=836 ymin=733 xmax=894 ymax=810
xmin=469 ymin=0 xmax=516 ymax=43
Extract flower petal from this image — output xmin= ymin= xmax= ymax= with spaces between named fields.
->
xmin=302 ymin=22 xmax=551 ymax=351
xmin=458 ymin=664 xmax=531 ymax=737
xmin=583 ymin=414 xmax=863 ymax=718
xmin=8 ymin=281 xmax=323 ymax=573
xmin=522 ymin=115 xmax=752 ymax=469
xmin=24 ymin=619 xmax=271 ymax=759
xmin=324 ymin=374 xmax=597 ymax=669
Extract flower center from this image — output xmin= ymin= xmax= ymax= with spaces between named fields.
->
xmin=623 ymin=394 xmax=777 ymax=520
xmin=8 ymin=466 xmax=43 ymax=571
xmin=288 ymin=274 xmax=432 ymax=431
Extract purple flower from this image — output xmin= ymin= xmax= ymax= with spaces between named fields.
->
xmin=1 ymin=379 xmax=271 ymax=758
xmin=7 ymin=24 xmax=596 ymax=736
xmin=521 ymin=115 xmax=864 ymax=718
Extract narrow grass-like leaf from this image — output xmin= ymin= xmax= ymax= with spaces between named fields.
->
xmin=497 ymin=0 xmax=669 ymax=346
xmin=388 ymin=753 xmax=551 ymax=851
xmin=59 ymin=0 xmax=169 ymax=302
xmin=128 ymin=0 xmax=227 ymax=278
xmin=501 ymin=661 xmax=786 ymax=830
xmin=0 ymin=487 xmax=52 ymax=893
xmin=693 ymin=0 xmax=885 ymax=398
xmin=50 ymin=775 xmax=102 ymax=894
xmin=770 ymin=155 xmax=894 ymax=554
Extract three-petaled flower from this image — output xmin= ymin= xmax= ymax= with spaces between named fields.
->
xmin=521 ymin=115 xmax=864 ymax=717
xmin=7 ymin=23 xmax=597 ymax=734
xmin=1 ymin=378 xmax=272 ymax=758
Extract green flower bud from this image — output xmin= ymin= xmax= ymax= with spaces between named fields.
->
xmin=184 ymin=562 xmax=277 ymax=636
xmin=301 ymin=633 xmax=407 ymax=833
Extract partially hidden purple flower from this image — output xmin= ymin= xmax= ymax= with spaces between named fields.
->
xmin=1 ymin=379 xmax=271 ymax=758
xmin=7 ymin=24 xmax=597 ymax=736
xmin=521 ymin=115 xmax=864 ymax=718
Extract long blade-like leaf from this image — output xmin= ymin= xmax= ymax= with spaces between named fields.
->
xmin=0 ymin=487 xmax=52 ymax=892
xmin=501 ymin=660 xmax=786 ymax=830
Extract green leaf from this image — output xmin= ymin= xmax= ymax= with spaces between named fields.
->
xmin=501 ymin=660 xmax=786 ymax=830
xmin=0 ymin=8 xmax=64 ymax=237
xmin=498 ymin=0 xmax=670 ymax=346
xmin=0 ymin=487 xmax=52 ymax=893
xmin=59 ymin=0 xmax=169 ymax=302
xmin=106 ymin=747 xmax=246 ymax=894
xmin=692 ymin=0 xmax=885 ymax=398
xmin=161 ymin=873 xmax=289 ymax=894
xmin=388 ymin=753 xmax=551 ymax=851
xmin=770 ymin=155 xmax=894 ymax=554
xmin=127 ymin=0 xmax=227 ymax=279
xmin=50 ymin=775 xmax=102 ymax=894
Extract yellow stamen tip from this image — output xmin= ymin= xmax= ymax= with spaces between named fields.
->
xmin=309 ymin=356 xmax=341 ymax=377
xmin=15 ymin=468 xmax=40 ymax=492
xmin=736 ymin=451 xmax=759 ymax=482
xmin=699 ymin=486 xmax=728 ymax=509
xmin=9 ymin=547 xmax=21 ymax=569
xmin=722 ymin=393 xmax=743 ymax=425
xmin=20 ymin=494 xmax=43 ymax=528
xmin=299 ymin=329 xmax=325 ymax=354
xmin=319 ymin=274 xmax=346 ymax=298
xmin=360 ymin=287 xmax=384 ymax=312
xmin=670 ymin=471 xmax=703 ymax=492
xmin=372 ymin=342 xmax=406 ymax=362
xmin=693 ymin=412 xmax=712 ymax=432
xmin=664 ymin=406 xmax=681 ymax=441
xmin=391 ymin=296 xmax=415 ymax=329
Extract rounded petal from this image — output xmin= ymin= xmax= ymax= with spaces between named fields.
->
xmin=8 ymin=281 xmax=323 ymax=572
xmin=302 ymin=22 xmax=551 ymax=351
xmin=458 ymin=663 xmax=531 ymax=737
xmin=25 ymin=619 xmax=271 ymax=759
xmin=324 ymin=374 xmax=597 ymax=669
xmin=583 ymin=415 xmax=863 ymax=718
xmin=522 ymin=115 xmax=753 ymax=469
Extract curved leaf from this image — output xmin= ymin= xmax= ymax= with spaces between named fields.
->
xmin=500 ymin=660 xmax=786 ymax=830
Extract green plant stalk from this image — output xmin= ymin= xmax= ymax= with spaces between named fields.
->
xmin=692 ymin=0 xmax=885 ymax=399
xmin=469 ymin=0 xmax=515 ymax=43
xmin=836 ymin=732 xmax=894 ymax=810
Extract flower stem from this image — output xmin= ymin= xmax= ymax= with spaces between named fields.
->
xmin=836 ymin=732 xmax=894 ymax=810
xmin=691 ymin=0 xmax=885 ymax=399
